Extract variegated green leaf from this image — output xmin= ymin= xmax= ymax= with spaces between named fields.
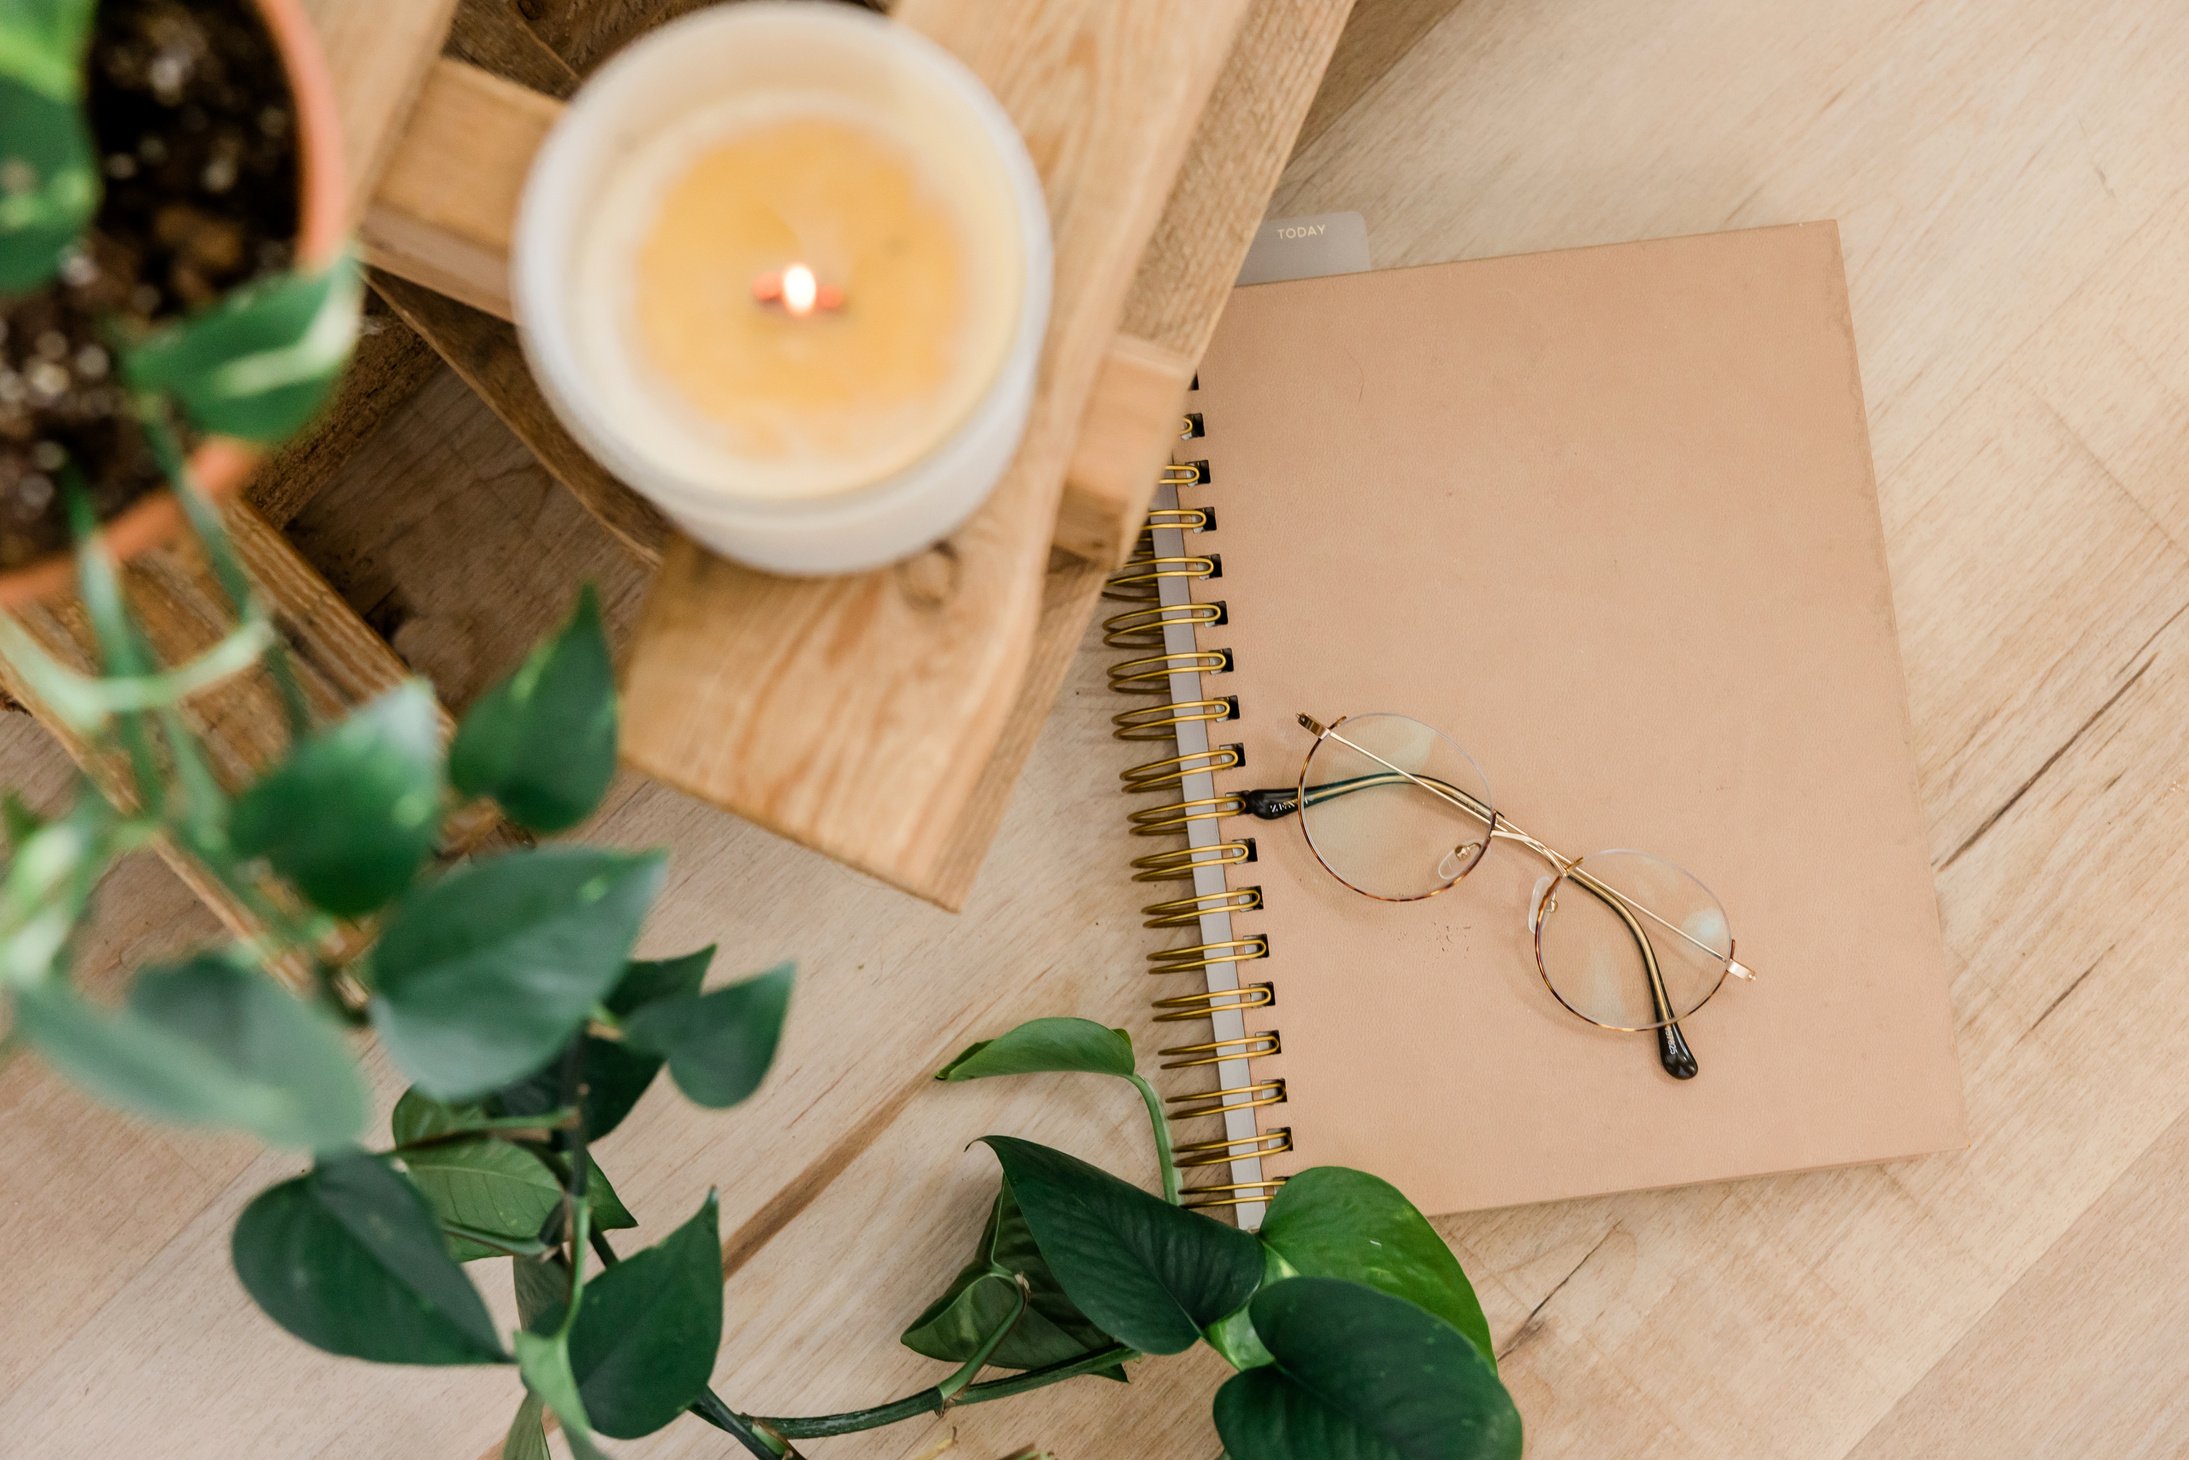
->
xmin=123 ymin=255 xmax=364 ymax=442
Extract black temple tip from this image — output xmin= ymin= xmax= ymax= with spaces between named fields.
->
xmin=1657 ymin=1021 xmax=1698 ymax=1080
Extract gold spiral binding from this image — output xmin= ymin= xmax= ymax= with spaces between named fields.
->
xmin=1166 ymin=1078 xmax=1286 ymax=1121
xmin=1113 ymin=697 xmax=1235 ymax=741
xmin=1142 ymin=885 xmax=1263 ymax=928
xmin=1121 ymin=745 xmax=1242 ymax=794
xmin=1109 ymin=649 xmax=1231 ymax=695
xmin=1183 ymin=1179 xmax=1288 ymax=1211
xmin=1109 ymin=408 xmax=1289 ymax=1214
xmin=1130 ymin=842 xmax=1252 ymax=882
xmin=1147 ymin=935 xmax=1269 ymax=974
xmin=1173 ymin=1127 xmax=1292 ymax=1168
xmin=1102 ymin=554 xmax=1218 ymax=603
xmin=1160 ymin=1032 xmax=1280 ymax=1070
xmin=1152 ymin=984 xmax=1273 ymax=1022
xmin=1143 ymin=505 xmax=1211 ymax=532
xmin=1128 ymin=794 xmax=1244 ymax=836
xmin=1102 ymin=600 xmax=1224 ymax=651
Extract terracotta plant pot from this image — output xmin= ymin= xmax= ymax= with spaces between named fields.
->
xmin=0 ymin=0 xmax=349 ymax=608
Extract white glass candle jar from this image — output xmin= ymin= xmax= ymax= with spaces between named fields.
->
xmin=514 ymin=2 xmax=1051 ymax=575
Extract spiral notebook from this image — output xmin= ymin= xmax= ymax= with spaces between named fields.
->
xmin=1113 ymin=221 xmax=1966 ymax=1220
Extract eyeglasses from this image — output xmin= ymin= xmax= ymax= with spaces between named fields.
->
xmin=1242 ymin=712 xmax=1757 ymax=1079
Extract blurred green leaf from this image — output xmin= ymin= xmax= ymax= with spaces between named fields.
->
xmin=367 ymin=848 xmax=665 ymax=1101
xmin=449 ymin=586 xmax=617 ymax=834
xmin=1258 ymin=1168 xmax=1494 ymax=1369
xmin=0 ymin=0 xmax=96 ymax=99
xmin=621 ymin=962 xmax=792 ymax=1109
xmin=230 ymin=682 xmax=444 ymax=918
xmin=902 ymin=1182 xmax=1121 ymax=1375
xmin=390 ymin=1087 xmax=573 ymax=1145
xmin=231 ymin=1152 xmax=507 ymax=1365
xmin=0 ymin=791 xmax=113 ymax=985
xmin=1 ymin=791 xmax=45 ymax=849
xmin=1211 ymin=1278 xmax=1520 ymax=1460
xmin=499 ymin=1392 xmax=551 ymax=1460
xmin=122 ymin=254 xmax=362 ymax=442
xmin=979 ymin=1136 xmax=1260 ymax=1355
xmin=936 ymin=1017 xmax=1136 ymax=1082
xmin=14 ymin=959 xmax=363 ymax=1150
xmin=0 ymin=81 xmax=92 ymax=289
xmin=491 ymin=948 xmax=713 ymax=1140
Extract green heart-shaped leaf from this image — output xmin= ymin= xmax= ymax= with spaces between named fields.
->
xmin=491 ymin=948 xmax=713 ymax=1140
xmin=620 ymin=962 xmax=792 ymax=1109
xmin=402 ymin=1137 xmax=566 ymax=1262
xmin=231 ymin=1152 xmax=507 ymax=1365
xmin=565 ymin=1192 xmax=723 ymax=1438
xmin=979 ymin=1136 xmax=1260 ymax=1355
xmin=15 ymin=958 xmax=363 ymax=1150
xmin=1212 ymin=1278 xmax=1521 ymax=1460
xmin=229 ymin=682 xmax=444 ymax=918
xmin=391 ymin=1088 xmax=635 ymax=1248
xmin=368 ymin=848 xmax=665 ymax=1101
xmin=449 ymin=586 xmax=617 ymax=834
xmin=902 ymin=1181 xmax=1121 ymax=1374
xmin=936 ymin=1017 xmax=1136 ymax=1081
xmin=1258 ymin=1168 xmax=1493 ymax=1368
xmin=122 ymin=254 xmax=363 ymax=442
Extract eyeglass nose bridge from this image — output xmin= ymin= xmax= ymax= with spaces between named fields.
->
xmin=1528 ymin=872 xmax=1555 ymax=931
xmin=1436 ymin=839 xmax=1486 ymax=883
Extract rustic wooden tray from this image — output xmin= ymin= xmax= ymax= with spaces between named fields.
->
xmin=8 ymin=0 xmax=1354 ymax=915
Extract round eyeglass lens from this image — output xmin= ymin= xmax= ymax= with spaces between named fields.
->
xmin=1298 ymin=713 xmax=1495 ymax=900
xmin=1532 ymin=849 xmax=1731 ymax=1030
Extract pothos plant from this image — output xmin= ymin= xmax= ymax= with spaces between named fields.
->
xmin=2 ymin=550 xmax=1524 ymax=1460
xmin=0 ymin=8 xmax=1522 ymax=1459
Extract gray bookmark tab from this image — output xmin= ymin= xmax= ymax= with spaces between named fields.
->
xmin=1236 ymin=211 xmax=1371 ymax=285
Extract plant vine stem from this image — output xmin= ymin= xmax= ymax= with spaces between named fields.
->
xmin=754 ymin=1344 xmax=1139 ymax=1440
xmin=142 ymin=399 xmax=312 ymax=740
xmin=1130 ymin=1073 xmax=1182 ymax=1204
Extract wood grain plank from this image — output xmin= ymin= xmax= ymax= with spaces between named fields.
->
xmin=618 ymin=0 xmax=1254 ymax=907
xmin=297 ymin=0 xmax=461 ymax=217
xmin=915 ymin=0 xmax=1361 ymax=902
xmin=358 ymin=60 xmax=557 ymax=318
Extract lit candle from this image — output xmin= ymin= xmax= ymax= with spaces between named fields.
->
xmin=514 ymin=4 xmax=1050 ymax=574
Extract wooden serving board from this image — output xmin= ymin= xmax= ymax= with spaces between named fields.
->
xmin=346 ymin=0 xmax=1351 ymax=907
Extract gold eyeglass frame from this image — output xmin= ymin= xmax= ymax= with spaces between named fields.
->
xmin=1249 ymin=712 xmax=1759 ymax=1080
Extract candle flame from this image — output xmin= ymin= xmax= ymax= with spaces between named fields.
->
xmin=781 ymin=263 xmax=819 ymax=317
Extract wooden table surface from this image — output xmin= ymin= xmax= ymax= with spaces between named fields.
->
xmin=7 ymin=0 xmax=2189 ymax=1455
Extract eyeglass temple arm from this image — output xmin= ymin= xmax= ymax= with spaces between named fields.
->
xmin=1242 ymin=762 xmax=1699 ymax=1080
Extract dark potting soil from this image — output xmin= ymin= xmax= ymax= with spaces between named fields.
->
xmin=0 ymin=0 xmax=299 ymax=574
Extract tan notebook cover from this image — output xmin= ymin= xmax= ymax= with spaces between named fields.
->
xmin=1172 ymin=222 xmax=1965 ymax=1214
